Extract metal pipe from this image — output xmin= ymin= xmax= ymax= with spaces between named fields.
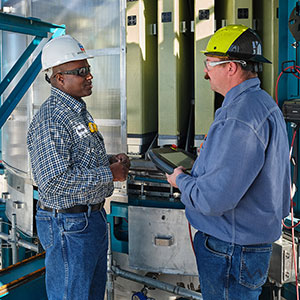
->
xmin=169 ymin=185 xmax=174 ymax=202
xmin=0 ymin=231 xmax=39 ymax=253
xmin=0 ymin=232 xmax=9 ymax=240
xmin=112 ymin=265 xmax=203 ymax=300
xmin=120 ymin=0 xmax=127 ymax=153
xmin=17 ymin=239 xmax=39 ymax=253
xmin=133 ymin=176 xmax=167 ymax=184
xmin=106 ymin=222 xmax=114 ymax=300
xmin=11 ymin=213 xmax=17 ymax=264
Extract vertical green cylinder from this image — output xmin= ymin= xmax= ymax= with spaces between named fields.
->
xmin=126 ymin=0 xmax=158 ymax=155
xmin=157 ymin=0 xmax=193 ymax=147
xmin=194 ymin=0 xmax=215 ymax=147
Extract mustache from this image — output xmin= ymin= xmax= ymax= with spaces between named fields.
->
xmin=204 ymin=73 xmax=210 ymax=80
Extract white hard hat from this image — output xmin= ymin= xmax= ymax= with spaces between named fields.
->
xmin=41 ymin=35 xmax=93 ymax=71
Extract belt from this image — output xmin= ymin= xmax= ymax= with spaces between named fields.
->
xmin=38 ymin=201 xmax=105 ymax=214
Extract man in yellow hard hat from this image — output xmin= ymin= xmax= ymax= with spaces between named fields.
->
xmin=167 ymin=25 xmax=290 ymax=299
xmin=27 ymin=35 xmax=130 ymax=300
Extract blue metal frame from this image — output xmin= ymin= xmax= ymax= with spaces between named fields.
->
xmin=279 ymin=0 xmax=300 ymax=219
xmin=0 ymin=12 xmax=65 ymax=129
xmin=0 ymin=252 xmax=46 ymax=299
xmin=278 ymin=0 xmax=300 ymax=106
xmin=107 ymin=202 xmax=129 ymax=254
xmin=0 ymin=36 xmax=43 ymax=96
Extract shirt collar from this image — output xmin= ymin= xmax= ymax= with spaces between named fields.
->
xmin=222 ymin=77 xmax=261 ymax=107
xmin=51 ymin=86 xmax=87 ymax=113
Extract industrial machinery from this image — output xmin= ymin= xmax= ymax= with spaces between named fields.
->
xmin=0 ymin=0 xmax=300 ymax=299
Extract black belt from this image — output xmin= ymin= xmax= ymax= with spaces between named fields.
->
xmin=38 ymin=201 xmax=105 ymax=214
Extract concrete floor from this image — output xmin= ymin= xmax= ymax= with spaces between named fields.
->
xmin=107 ymin=252 xmax=200 ymax=300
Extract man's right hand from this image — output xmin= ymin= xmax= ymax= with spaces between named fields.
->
xmin=109 ymin=162 xmax=129 ymax=181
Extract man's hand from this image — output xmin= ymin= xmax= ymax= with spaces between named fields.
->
xmin=109 ymin=162 xmax=129 ymax=181
xmin=109 ymin=153 xmax=130 ymax=169
xmin=166 ymin=166 xmax=185 ymax=188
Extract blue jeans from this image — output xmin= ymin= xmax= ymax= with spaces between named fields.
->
xmin=36 ymin=207 xmax=108 ymax=300
xmin=193 ymin=231 xmax=272 ymax=300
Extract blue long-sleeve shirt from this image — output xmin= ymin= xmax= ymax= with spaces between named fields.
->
xmin=177 ymin=77 xmax=290 ymax=245
xmin=27 ymin=87 xmax=114 ymax=209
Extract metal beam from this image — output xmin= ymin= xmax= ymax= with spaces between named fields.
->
xmin=0 ymin=13 xmax=65 ymax=37
xmin=0 ymin=36 xmax=43 ymax=96
xmin=0 ymin=14 xmax=65 ymax=129
xmin=0 ymin=53 xmax=42 ymax=129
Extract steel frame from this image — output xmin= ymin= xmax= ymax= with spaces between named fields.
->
xmin=0 ymin=12 xmax=65 ymax=129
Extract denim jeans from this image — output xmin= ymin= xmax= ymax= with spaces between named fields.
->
xmin=193 ymin=231 xmax=272 ymax=300
xmin=36 ymin=206 xmax=108 ymax=300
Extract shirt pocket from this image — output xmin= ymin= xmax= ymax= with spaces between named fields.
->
xmin=74 ymin=136 xmax=99 ymax=167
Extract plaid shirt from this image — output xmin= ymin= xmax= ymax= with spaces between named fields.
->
xmin=27 ymin=87 xmax=114 ymax=209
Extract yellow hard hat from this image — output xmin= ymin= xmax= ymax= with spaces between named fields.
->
xmin=203 ymin=24 xmax=271 ymax=64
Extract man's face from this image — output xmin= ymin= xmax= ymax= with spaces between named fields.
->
xmin=54 ymin=59 xmax=93 ymax=99
xmin=203 ymin=57 xmax=229 ymax=96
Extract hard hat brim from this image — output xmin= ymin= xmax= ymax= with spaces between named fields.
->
xmin=42 ymin=53 xmax=93 ymax=71
xmin=202 ymin=51 xmax=272 ymax=64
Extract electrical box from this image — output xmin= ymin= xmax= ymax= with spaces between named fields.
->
xmin=126 ymin=0 xmax=158 ymax=155
xmin=128 ymin=206 xmax=198 ymax=275
xmin=282 ymin=100 xmax=300 ymax=122
xmin=268 ymin=237 xmax=299 ymax=284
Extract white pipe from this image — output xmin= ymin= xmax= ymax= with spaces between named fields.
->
xmin=0 ymin=231 xmax=39 ymax=253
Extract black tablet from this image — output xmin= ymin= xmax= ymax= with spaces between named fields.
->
xmin=148 ymin=146 xmax=196 ymax=175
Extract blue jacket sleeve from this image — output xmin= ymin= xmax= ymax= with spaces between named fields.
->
xmin=176 ymin=119 xmax=266 ymax=216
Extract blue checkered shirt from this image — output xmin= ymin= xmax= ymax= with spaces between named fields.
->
xmin=27 ymin=87 xmax=114 ymax=209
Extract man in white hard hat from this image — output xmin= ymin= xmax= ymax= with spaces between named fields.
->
xmin=27 ymin=35 xmax=130 ymax=300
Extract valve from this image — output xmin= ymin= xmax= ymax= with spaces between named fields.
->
xmin=132 ymin=287 xmax=155 ymax=300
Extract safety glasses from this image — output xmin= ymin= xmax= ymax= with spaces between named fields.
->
xmin=59 ymin=66 xmax=91 ymax=77
xmin=204 ymin=60 xmax=247 ymax=69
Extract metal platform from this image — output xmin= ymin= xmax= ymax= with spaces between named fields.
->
xmin=0 ymin=253 xmax=46 ymax=299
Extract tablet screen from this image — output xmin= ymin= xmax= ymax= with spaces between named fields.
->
xmin=160 ymin=151 xmax=194 ymax=170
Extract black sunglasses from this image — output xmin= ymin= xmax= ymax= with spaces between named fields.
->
xmin=59 ymin=66 xmax=91 ymax=77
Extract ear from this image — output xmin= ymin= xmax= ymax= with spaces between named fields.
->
xmin=55 ymin=73 xmax=64 ymax=86
xmin=228 ymin=62 xmax=239 ymax=75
